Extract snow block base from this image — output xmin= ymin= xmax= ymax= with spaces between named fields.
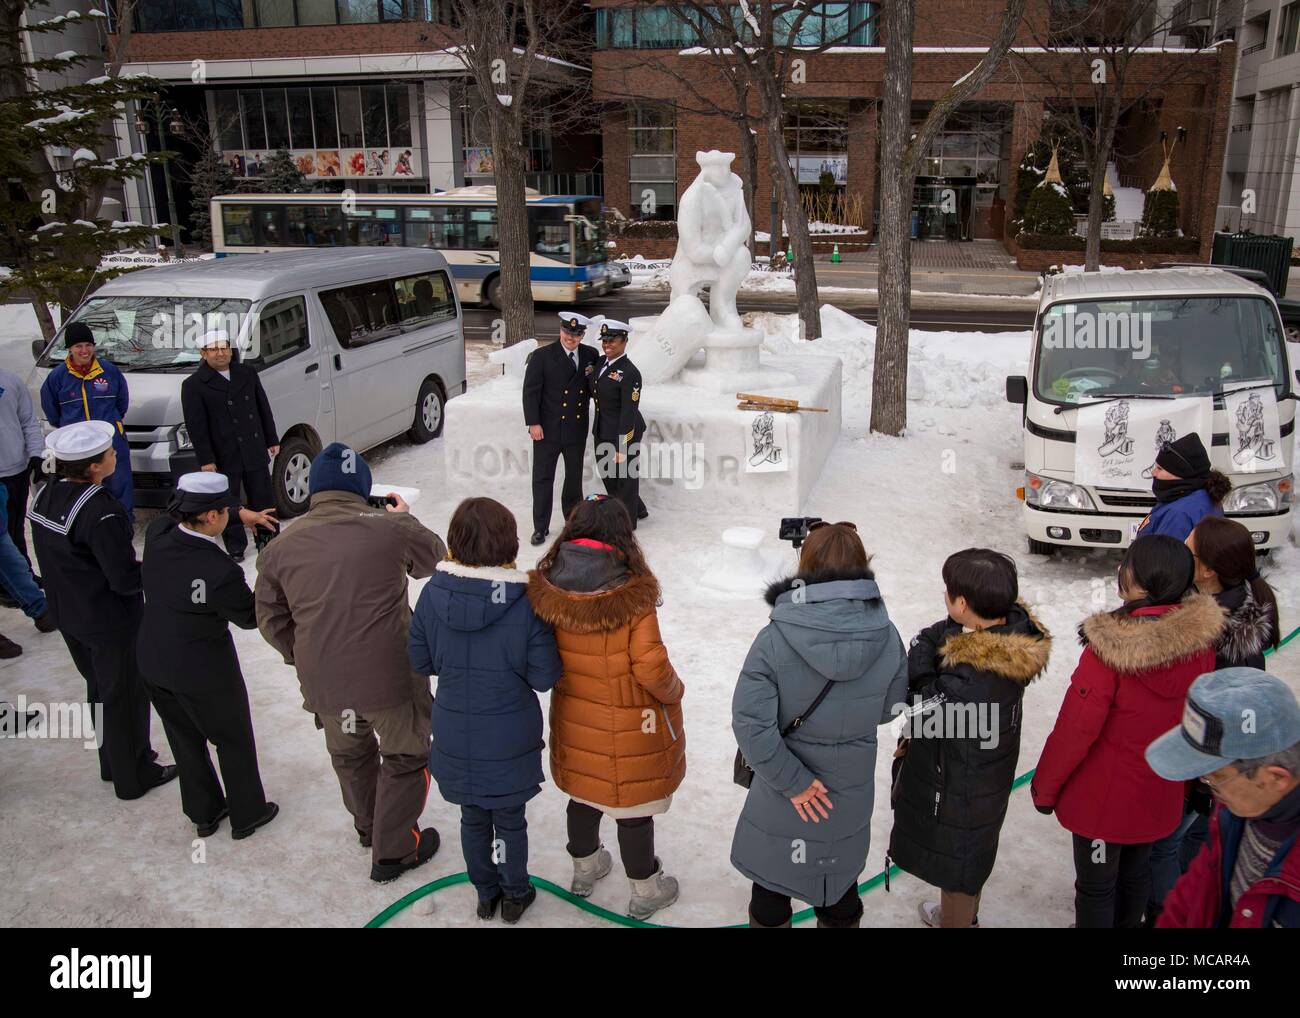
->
xmin=442 ymin=353 xmax=842 ymax=517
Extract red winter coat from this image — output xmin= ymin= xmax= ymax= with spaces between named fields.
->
xmin=1031 ymin=595 xmax=1224 ymax=844
xmin=1158 ymin=805 xmax=1300 ymax=928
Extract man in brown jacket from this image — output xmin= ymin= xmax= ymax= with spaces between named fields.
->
xmin=255 ymin=442 xmax=447 ymax=882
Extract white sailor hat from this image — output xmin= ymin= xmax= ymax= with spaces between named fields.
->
xmin=45 ymin=420 xmax=116 ymax=460
xmin=197 ymin=329 xmax=233 ymax=350
xmin=169 ymin=471 xmax=237 ymax=513
xmin=598 ymin=318 xmax=632 ymax=338
xmin=557 ymin=311 xmax=592 ymax=333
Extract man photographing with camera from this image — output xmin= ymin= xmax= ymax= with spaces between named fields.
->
xmin=254 ymin=442 xmax=447 ymax=883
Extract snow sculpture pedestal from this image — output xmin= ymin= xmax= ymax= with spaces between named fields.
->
xmin=697 ymin=526 xmax=791 ymax=597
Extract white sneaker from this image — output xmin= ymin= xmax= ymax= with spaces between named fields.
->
xmin=918 ymin=900 xmax=979 ymax=927
xmin=570 ymin=846 xmax=612 ymax=897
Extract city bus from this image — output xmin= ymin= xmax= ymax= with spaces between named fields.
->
xmin=211 ymin=188 xmax=614 ymax=309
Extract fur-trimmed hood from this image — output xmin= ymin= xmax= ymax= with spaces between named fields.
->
xmin=1080 ymin=593 xmax=1226 ymax=677
xmin=423 ymin=559 xmax=530 ymax=632
xmin=1216 ymin=583 xmax=1276 ymax=665
xmin=938 ymin=602 xmax=1052 ymax=686
xmin=764 ymin=568 xmax=876 ymax=606
xmin=527 ymin=568 xmax=661 ymax=633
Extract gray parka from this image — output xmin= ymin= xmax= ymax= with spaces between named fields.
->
xmin=730 ymin=573 xmax=908 ymax=907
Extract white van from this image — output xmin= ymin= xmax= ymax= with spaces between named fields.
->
xmin=31 ymin=248 xmax=465 ymax=516
xmin=1006 ymin=267 xmax=1296 ymax=554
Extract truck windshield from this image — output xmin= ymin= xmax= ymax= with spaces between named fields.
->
xmin=1034 ymin=295 xmax=1287 ymax=405
xmin=41 ymin=296 xmax=253 ymax=372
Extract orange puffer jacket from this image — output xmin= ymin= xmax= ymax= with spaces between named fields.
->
xmin=526 ymin=568 xmax=685 ymax=809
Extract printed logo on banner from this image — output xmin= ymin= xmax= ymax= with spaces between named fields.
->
xmin=1075 ymin=396 xmax=1212 ymax=490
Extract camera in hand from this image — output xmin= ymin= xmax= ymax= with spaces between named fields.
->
xmin=366 ymin=494 xmax=399 ymax=510
xmin=779 ymin=516 xmax=822 ymax=549
xmin=253 ymin=522 xmax=279 ymax=553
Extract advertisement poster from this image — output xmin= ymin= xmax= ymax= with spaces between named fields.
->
xmin=464 ymin=147 xmax=495 ymax=175
xmin=789 ymin=156 xmax=848 ymax=184
xmin=222 ymin=148 xmax=420 ymax=180
xmin=1074 ymin=395 xmax=1212 ymax=490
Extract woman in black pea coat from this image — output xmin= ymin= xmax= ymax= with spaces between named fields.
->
xmin=137 ymin=472 xmax=278 ymax=839
xmin=887 ymin=603 xmax=1051 ymax=917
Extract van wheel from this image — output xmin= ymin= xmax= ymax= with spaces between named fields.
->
xmin=409 ymin=379 xmax=445 ymax=443
xmin=485 ymin=274 xmax=502 ymax=309
xmin=273 ymin=437 xmax=316 ymax=518
xmin=1027 ymin=537 xmax=1058 ymax=556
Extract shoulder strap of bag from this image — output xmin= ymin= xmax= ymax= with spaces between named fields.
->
xmin=782 ymin=678 xmax=836 ymax=737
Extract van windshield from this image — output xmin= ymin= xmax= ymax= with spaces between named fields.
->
xmin=1034 ymin=296 xmax=1286 ymax=405
xmin=43 ymin=296 xmax=253 ymax=372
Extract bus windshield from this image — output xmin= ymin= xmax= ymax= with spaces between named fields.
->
xmin=1034 ymin=296 xmax=1287 ymax=404
xmin=572 ymin=199 xmax=606 ymax=265
xmin=46 ymin=296 xmax=253 ymax=372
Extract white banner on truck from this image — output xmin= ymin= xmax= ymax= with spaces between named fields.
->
xmin=1075 ymin=395 xmax=1213 ymax=490
xmin=1223 ymin=381 xmax=1283 ymax=474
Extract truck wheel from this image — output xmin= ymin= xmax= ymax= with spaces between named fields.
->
xmin=485 ymin=274 xmax=502 ymax=309
xmin=1027 ymin=537 xmax=1058 ymax=556
xmin=408 ymin=379 xmax=444 ymax=443
xmin=273 ymin=437 xmax=316 ymax=518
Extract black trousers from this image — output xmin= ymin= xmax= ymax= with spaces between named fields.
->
xmin=218 ymin=462 xmax=274 ymax=555
xmin=565 ymin=799 xmax=656 ymax=880
xmin=63 ymin=631 xmax=163 ymax=800
xmin=531 ymin=440 xmax=585 ymax=534
xmin=596 ymin=434 xmax=646 ymax=530
xmin=144 ymin=672 xmax=267 ymax=829
xmin=1071 ymin=833 xmax=1154 ymax=928
xmin=1 ymin=468 xmax=31 ymax=567
xmin=750 ymin=881 xmax=864 ymax=928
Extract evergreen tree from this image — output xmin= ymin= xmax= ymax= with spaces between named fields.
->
xmin=1141 ymin=188 xmax=1180 ymax=238
xmin=1022 ymin=180 xmax=1076 ymax=235
xmin=188 ymin=146 xmax=236 ymax=249
xmin=0 ymin=1 xmax=169 ymax=335
xmin=258 ymin=149 xmax=310 ymax=194
xmin=1011 ymin=115 xmax=1090 ymax=228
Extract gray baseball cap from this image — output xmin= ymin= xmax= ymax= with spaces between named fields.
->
xmin=1146 ymin=668 xmax=1300 ymax=781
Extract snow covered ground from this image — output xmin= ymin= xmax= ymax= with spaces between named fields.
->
xmin=0 ymin=301 xmax=1296 ymax=929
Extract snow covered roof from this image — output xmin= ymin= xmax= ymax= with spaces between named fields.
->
xmin=1040 ymin=266 xmax=1274 ymax=307
xmin=91 ymin=248 xmax=451 ymax=300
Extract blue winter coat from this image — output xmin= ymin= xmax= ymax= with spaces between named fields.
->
xmin=731 ymin=572 xmax=909 ymax=907
xmin=409 ymin=560 xmax=563 ymax=809
xmin=40 ymin=358 xmax=130 ymax=435
xmin=1138 ymin=488 xmax=1221 ymax=541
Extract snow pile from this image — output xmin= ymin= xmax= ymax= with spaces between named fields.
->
xmin=747 ymin=305 xmax=1031 ymax=415
xmin=806 ymin=221 xmax=867 ymax=235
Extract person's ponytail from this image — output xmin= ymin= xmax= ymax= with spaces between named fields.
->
xmin=1204 ymin=470 xmax=1232 ymax=505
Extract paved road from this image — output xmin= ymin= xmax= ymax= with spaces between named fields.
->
xmin=463 ymin=289 xmax=1036 ymax=342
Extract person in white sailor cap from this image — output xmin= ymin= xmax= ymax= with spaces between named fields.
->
xmin=28 ymin=420 xmax=177 ymax=800
xmin=589 ymin=319 xmax=649 ymax=528
xmin=180 ymin=328 xmax=280 ymax=562
xmin=521 ymin=310 xmax=601 ymax=544
xmin=136 ymin=471 xmax=278 ymax=840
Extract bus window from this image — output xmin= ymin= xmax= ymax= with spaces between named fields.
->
xmin=345 ymin=207 xmax=402 ymax=246
xmin=286 ymin=204 xmax=345 ymax=247
xmin=466 ymin=206 xmax=498 ymax=249
xmin=533 ymin=222 xmax=570 ymax=257
xmin=424 ymin=206 xmax=466 ymax=249
xmin=223 ymin=205 xmax=256 ymax=247
xmin=403 ymin=207 xmax=438 ymax=247
xmin=394 ymin=271 xmax=456 ymax=328
xmin=255 ymin=206 xmax=285 ymax=246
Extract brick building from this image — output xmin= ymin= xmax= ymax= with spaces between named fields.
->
xmin=593 ymin=0 xmax=1236 ymax=254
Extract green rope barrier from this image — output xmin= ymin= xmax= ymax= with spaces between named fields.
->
xmin=367 ymin=623 xmax=1300 ymax=929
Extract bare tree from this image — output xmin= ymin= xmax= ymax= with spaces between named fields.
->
xmin=870 ymin=0 xmax=1027 ymax=437
xmin=1020 ymin=0 xmax=1236 ymax=271
xmin=447 ymin=1 xmax=594 ymax=345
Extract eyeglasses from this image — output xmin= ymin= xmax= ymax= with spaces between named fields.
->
xmin=807 ymin=520 xmax=858 ymax=533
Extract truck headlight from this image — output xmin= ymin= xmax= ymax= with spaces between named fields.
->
xmin=1223 ymin=475 xmax=1292 ymax=513
xmin=174 ymin=424 xmax=192 ymax=452
xmin=1025 ymin=471 xmax=1097 ymax=511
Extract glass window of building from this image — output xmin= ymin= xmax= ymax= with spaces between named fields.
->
xmin=240 ymin=90 xmax=267 ymax=149
xmin=629 ymin=106 xmax=676 ymax=221
xmin=912 ymin=108 xmax=1006 ymax=206
xmin=212 ymin=0 xmax=246 ymax=28
xmin=361 ymin=85 xmax=389 ymax=148
xmin=387 ymin=87 xmax=413 ymax=147
xmin=785 ymin=100 xmax=849 ymax=203
xmin=337 ymin=87 xmax=364 ymax=148
xmin=1283 ymin=2 xmax=1300 ymax=55
xmin=263 ymin=89 xmax=290 ymax=149
xmin=287 ymin=88 xmax=313 ymax=149
xmin=311 ymin=88 xmax=339 ymax=149
xmin=255 ymin=0 xmax=294 ymax=27
xmin=340 ymin=0 xmax=382 ymax=24
xmin=214 ymin=91 xmax=243 ymax=150
xmin=296 ymin=0 xmax=337 ymax=26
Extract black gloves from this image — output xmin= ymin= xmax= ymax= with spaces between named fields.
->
xmin=1035 ymin=804 xmax=1055 ymax=816
xmin=28 ymin=457 xmax=44 ymax=486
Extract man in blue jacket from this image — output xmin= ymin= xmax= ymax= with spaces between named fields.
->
xmin=40 ymin=321 xmax=134 ymax=520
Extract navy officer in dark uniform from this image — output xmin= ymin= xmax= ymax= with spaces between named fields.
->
xmin=522 ymin=311 xmax=601 ymax=546
xmin=137 ymin=472 xmax=279 ymax=840
xmin=590 ymin=319 xmax=649 ymax=529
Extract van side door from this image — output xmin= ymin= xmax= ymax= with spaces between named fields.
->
xmin=244 ymin=293 xmax=332 ymax=447
xmin=391 ymin=267 xmax=463 ymax=424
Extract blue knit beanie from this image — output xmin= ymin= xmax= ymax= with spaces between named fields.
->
xmin=308 ymin=442 xmax=372 ymax=499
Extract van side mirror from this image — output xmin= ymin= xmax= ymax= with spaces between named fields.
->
xmin=32 ymin=339 xmax=46 ymax=362
xmin=1006 ymin=375 xmax=1028 ymax=405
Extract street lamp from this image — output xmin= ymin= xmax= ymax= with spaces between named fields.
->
xmin=133 ymin=99 xmax=184 ymax=256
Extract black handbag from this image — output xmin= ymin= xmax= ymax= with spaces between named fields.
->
xmin=733 ymin=679 xmax=836 ymax=789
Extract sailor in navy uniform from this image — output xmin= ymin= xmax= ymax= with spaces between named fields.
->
xmin=589 ymin=319 xmax=649 ymax=529
xmin=522 ymin=311 xmax=601 ymax=545
xmin=28 ymin=420 xmax=176 ymax=800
